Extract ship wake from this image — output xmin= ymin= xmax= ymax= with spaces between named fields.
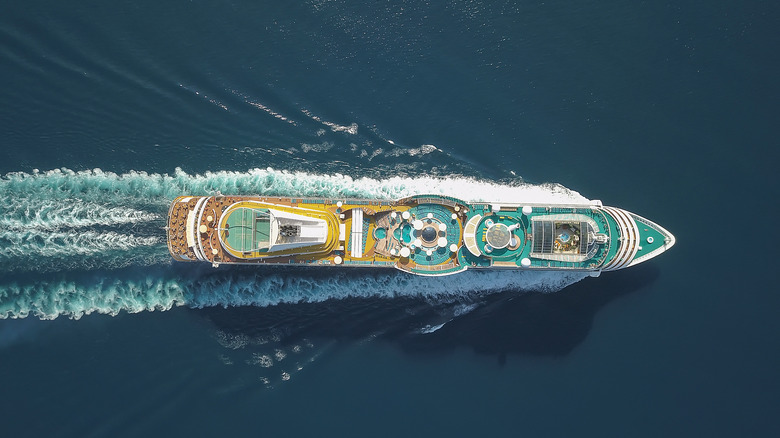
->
xmin=0 ymin=167 xmax=591 ymax=319
xmin=0 ymin=267 xmax=587 ymax=320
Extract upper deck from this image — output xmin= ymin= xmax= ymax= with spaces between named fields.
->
xmin=167 ymin=194 xmax=674 ymax=275
xmin=457 ymin=204 xmax=612 ymax=271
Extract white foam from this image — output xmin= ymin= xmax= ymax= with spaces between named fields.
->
xmin=300 ymin=142 xmax=335 ymax=153
xmin=0 ymin=274 xmax=186 ymax=320
xmin=0 ymin=230 xmax=161 ymax=258
xmin=420 ymin=323 xmax=446 ymax=334
xmin=179 ymin=269 xmax=587 ymax=309
xmin=215 ymin=331 xmax=250 ymax=350
xmin=301 ymin=109 xmax=358 ymax=134
xmin=0 ymin=200 xmax=158 ymax=230
xmin=226 ymin=88 xmax=298 ymax=125
xmin=0 ymin=167 xmax=591 ymax=319
xmin=453 ymin=303 xmax=479 ymax=317
xmin=0 ymin=269 xmax=586 ymax=321
xmin=0 ymin=167 xmax=589 ymax=273
xmin=245 ymin=100 xmax=297 ymax=125
xmin=386 ymin=144 xmax=439 ymax=157
xmin=0 ymin=167 xmax=589 ymax=206
xmin=250 ymin=353 xmax=274 ymax=368
xmin=179 ymin=84 xmax=228 ymax=111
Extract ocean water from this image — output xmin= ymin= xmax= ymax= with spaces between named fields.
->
xmin=1 ymin=1 xmax=778 ymax=436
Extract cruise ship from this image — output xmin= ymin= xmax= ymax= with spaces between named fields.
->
xmin=166 ymin=194 xmax=675 ymax=276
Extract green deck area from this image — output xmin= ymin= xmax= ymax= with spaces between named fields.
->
xmin=476 ymin=214 xmax=527 ymax=261
xmin=631 ymin=215 xmax=669 ymax=262
xmin=223 ymin=207 xmax=271 ymax=252
xmin=458 ymin=248 xmax=492 ymax=268
xmin=599 ymin=210 xmax=621 ymax=266
xmin=458 ymin=205 xmax=614 ymax=270
xmin=598 ymin=209 xmax=670 ymax=266
xmin=405 ymin=203 xmax=462 ymax=268
xmin=457 ymin=208 xmax=528 ymax=268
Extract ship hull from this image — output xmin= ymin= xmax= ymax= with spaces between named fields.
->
xmin=167 ymin=194 xmax=675 ymax=277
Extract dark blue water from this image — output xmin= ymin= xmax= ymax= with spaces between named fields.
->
xmin=2 ymin=1 xmax=778 ymax=436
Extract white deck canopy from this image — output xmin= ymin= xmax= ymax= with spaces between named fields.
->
xmin=462 ymin=214 xmax=483 ymax=256
xmin=350 ymin=208 xmax=364 ymax=258
xmin=267 ymin=209 xmax=327 ymax=251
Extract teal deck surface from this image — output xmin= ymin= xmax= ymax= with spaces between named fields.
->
xmin=223 ymin=208 xmax=270 ymax=252
xmin=403 ymin=203 xmax=463 ymax=268
xmin=458 ymin=205 xmax=613 ymax=270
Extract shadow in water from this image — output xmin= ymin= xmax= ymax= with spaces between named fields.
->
xmin=398 ymin=263 xmax=660 ymax=359
xmin=197 ymin=264 xmax=660 ymax=361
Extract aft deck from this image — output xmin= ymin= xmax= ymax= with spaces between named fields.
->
xmin=221 ymin=206 xmax=271 ymax=252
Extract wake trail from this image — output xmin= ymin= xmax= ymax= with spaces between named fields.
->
xmin=0 ymin=167 xmax=591 ymax=318
xmin=0 ymin=201 xmax=159 ymax=230
xmin=0 ymin=267 xmax=588 ymax=320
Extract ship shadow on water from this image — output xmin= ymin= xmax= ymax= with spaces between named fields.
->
xmin=197 ymin=264 xmax=660 ymax=365
xmin=396 ymin=263 xmax=661 ymax=362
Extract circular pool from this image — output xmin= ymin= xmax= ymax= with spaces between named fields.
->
xmin=486 ymin=223 xmax=511 ymax=249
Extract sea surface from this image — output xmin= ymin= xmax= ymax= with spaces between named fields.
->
xmin=1 ymin=1 xmax=778 ymax=436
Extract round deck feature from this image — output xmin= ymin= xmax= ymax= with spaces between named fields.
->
xmin=557 ymin=229 xmax=572 ymax=243
xmin=394 ymin=201 xmax=465 ymax=275
xmin=421 ymin=226 xmax=437 ymax=243
xmin=485 ymin=223 xmax=512 ymax=249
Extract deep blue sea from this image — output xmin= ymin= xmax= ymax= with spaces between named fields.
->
xmin=1 ymin=1 xmax=778 ymax=436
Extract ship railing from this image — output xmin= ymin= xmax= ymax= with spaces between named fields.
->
xmin=409 ymin=196 xmax=457 ymax=207
xmin=409 ymin=261 xmax=460 ymax=272
xmin=343 ymin=260 xmax=395 ymax=266
xmin=395 ymin=194 xmax=468 ymax=207
xmin=293 ymin=197 xmax=398 ymax=206
xmin=528 ymin=259 xmax=599 ymax=270
xmin=409 ymin=263 xmax=464 ymax=275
